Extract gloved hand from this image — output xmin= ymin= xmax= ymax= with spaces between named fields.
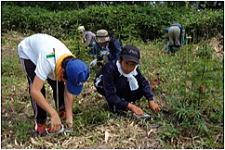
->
xmin=103 ymin=51 xmax=110 ymax=63
xmin=89 ymin=59 xmax=97 ymax=67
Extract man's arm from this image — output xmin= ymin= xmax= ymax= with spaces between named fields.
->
xmin=30 ymin=76 xmax=61 ymax=131
xmin=137 ymin=70 xmax=161 ymax=113
xmin=64 ymin=86 xmax=73 ymax=128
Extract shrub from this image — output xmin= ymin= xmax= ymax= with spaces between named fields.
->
xmin=2 ymin=4 xmax=223 ymax=41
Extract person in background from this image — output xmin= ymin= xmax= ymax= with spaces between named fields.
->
xmin=18 ymin=33 xmax=89 ymax=135
xmin=94 ymin=45 xmax=161 ymax=115
xmin=90 ymin=29 xmax=122 ymax=67
xmin=164 ymin=23 xmax=185 ymax=52
xmin=78 ymin=25 xmax=96 ymax=47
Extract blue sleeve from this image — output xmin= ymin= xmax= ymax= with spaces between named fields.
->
xmin=137 ymin=70 xmax=154 ymax=101
xmin=114 ymin=40 xmax=122 ymax=59
xmin=89 ymin=43 xmax=98 ymax=55
xmin=102 ymin=64 xmax=129 ymax=109
xmin=109 ymin=38 xmax=122 ymax=60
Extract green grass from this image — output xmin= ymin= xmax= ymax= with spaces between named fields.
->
xmin=1 ymin=31 xmax=223 ymax=148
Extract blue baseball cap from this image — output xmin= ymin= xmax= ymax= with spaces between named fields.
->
xmin=66 ymin=59 xmax=89 ymax=95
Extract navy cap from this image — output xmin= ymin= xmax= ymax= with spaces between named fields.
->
xmin=121 ymin=45 xmax=140 ymax=64
xmin=66 ymin=59 xmax=89 ymax=95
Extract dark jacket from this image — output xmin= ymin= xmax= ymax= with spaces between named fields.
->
xmin=94 ymin=60 xmax=154 ymax=110
xmin=90 ymin=36 xmax=122 ymax=61
xmin=108 ymin=36 xmax=122 ymax=60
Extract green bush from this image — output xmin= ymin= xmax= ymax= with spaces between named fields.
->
xmin=2 ymin=4 xmax=223 ymax=41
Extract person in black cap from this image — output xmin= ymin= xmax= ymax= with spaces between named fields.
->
xmin=94 ymin=45 xmax=161 ymax=115
xmin=18 ymin=34 xmax=89 ymax=135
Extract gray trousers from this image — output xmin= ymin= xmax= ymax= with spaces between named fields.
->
xmin=168 ymin=26 xmax=181 ymax=47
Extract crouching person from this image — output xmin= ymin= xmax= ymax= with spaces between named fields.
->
xmin=164 ymin=23 xmax=185 ymax=52
xmin=18 ymin=33 xmax=89 ymax=135
xmin=94 ymin=45 xmax=160 ymax=116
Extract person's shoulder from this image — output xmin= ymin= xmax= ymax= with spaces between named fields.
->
xmin=86 ymin=31 xmax=96 ymax=36
xmin=136 ymin=67 xmax=144 ymax=77
xmin=109 ymin=36 xmax=122 ymax=46
xmin=103 ymin=60 xmax=117 ymax=72
xmin=109 ymin=36 xmax=118 ymax=42
xmin=106 ymin=60 xmax=116 ymax=68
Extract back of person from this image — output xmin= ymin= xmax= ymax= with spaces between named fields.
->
xmin=84 ymin=31 xmax=96 ymax=46
xmin=168 ymin=25 xmax=181 ymax=47
xmin=108 ymin=36 xmax=123 ymax=61
xmin=18 ymin=33 xmax=71 ymax=62
xmin=18 ymin=33 xmax=72 ymax=80
xmin=164 ymin=23 xmax=185 ymax=52
xmin=170 ymin=23 xmax=185 ymax=45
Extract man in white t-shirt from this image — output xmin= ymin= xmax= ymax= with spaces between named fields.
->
xmin=18 ymin=33 xmax=89 ymax=135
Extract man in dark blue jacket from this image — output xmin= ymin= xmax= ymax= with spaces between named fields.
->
xmin=90 ymin=29 xmax=122 ymax=67
xmin=94 ymin=45 xmax=160 ymax=115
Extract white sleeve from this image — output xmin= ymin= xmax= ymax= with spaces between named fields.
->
xmin=35 ymin=54 xmax=52 ymax=81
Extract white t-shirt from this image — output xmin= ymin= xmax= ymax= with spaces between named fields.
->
xmin=18 ymin=33 xmax=72 ymax=81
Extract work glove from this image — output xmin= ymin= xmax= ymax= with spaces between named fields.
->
xmin=89 ymin=59 xmax=97 ymax=68
xmin=103 ymin=51 xmax=110 ymax=63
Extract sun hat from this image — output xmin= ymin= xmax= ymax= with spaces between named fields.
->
xmin=96 ymin=29 xmax=110 ymax=43
xmin=78 ymin=26 xmax=85 ymax=33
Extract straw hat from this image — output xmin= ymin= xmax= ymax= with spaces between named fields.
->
xmin=78 ymin=26 xmax=85 ymax=32
xmin=96 ymin=29 xmax=110 ymax=43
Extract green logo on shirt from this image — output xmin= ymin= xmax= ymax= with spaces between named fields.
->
xmin=46 ymin=52 xmax=55 ymax=58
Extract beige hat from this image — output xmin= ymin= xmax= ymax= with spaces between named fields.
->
xmin=96 ymin=29 xmax=110 ymax=43
xmin=78 ymin=26 xmax=85 ymax=32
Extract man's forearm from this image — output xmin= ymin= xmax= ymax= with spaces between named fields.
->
xmin=31 ymin=76 xmax=58 ymax=117
xmin=31 ymin=89 xmax=57 ymax=117
xmin=64 ymin=89 xmax=73 ymax=123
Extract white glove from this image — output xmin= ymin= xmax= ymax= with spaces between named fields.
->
xmin=101 ymin=50 xmax=108 ymax=55
xmin=90 ymin=59 xmax=97 ymax=67
xmin=103 ymin=51 xmax=110 ymax=62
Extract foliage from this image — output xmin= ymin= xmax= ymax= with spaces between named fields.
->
xmin=2 ymin=4 xmax=223 ymax=41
